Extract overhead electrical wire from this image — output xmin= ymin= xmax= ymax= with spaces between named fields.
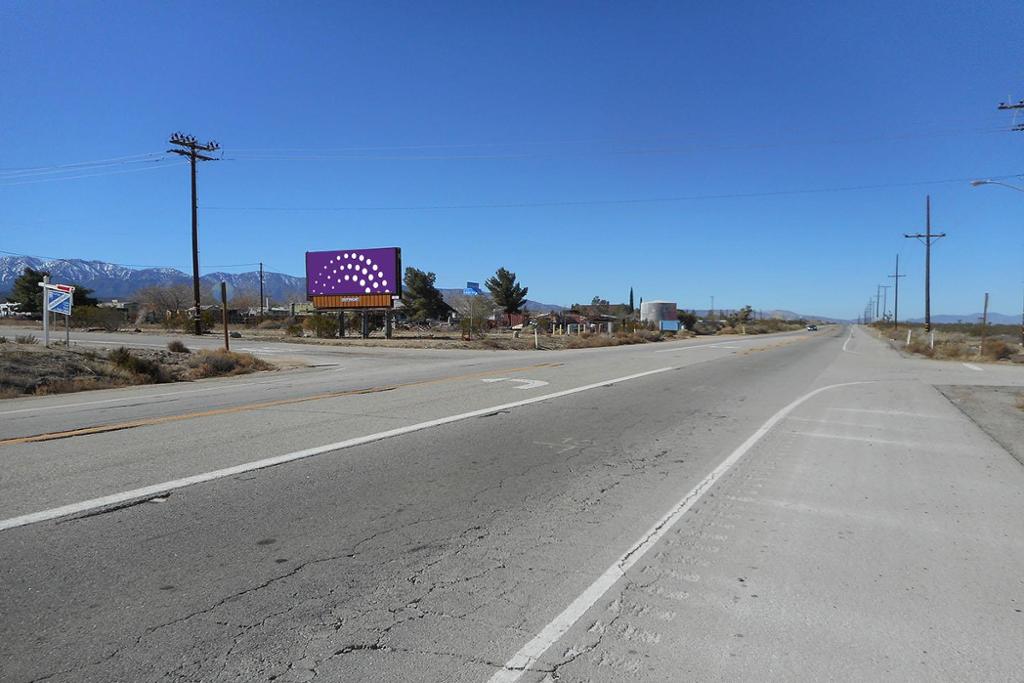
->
xmin=202 ymin=173 xmax=1024 ymax=213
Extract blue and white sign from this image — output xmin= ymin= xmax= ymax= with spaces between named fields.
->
xmin=46 ymin=289 xmax=72 ymax=316
xmin=464 ymin=281 xmax=482 ymax=296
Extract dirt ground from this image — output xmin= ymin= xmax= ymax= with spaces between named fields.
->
xmin=937 ymin=385 xmax=1024 ymax=469
xmin=0 ymin=340 xmax=273 ymax=398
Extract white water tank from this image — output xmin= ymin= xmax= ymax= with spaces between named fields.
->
xmin=640 ymin=300 xmax=677 ymax=324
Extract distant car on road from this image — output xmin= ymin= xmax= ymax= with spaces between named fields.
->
xmin=806 ymin=324 xmax=818 ymax=331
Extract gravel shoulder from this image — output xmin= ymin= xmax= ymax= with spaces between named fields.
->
xmin=937 ymin=384 xmax=1024 ymax=467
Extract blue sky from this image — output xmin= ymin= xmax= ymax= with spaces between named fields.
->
xmin=1 ymin=0 xmax=1022 ymax=318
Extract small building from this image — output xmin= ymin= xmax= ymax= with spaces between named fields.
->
xmin=640 ymin=300 xmax=678 ymax=325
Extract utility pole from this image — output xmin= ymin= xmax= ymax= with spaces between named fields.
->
xmin=998 ymin=98 xmax=1024 ymax=131
xmin=875 ymin=286 xmax=882 ymax=319
xmin=904 ymin=195 xmax=946 ymax=332
xmin=880 ymin=285 xmax=891 ymax=321
xmin=889 ymin=254 xmax=906 ymax=331
xmin=980 ymin=292 xmax=990 ymax=355
xmin=259 ymin=261 xmax=265 ymax=322
xmin=168 ymin=132 xmax=220 ymax=335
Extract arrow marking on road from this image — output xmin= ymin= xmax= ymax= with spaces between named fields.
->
xmin=481 ymin=378 xmax=550 ymax=390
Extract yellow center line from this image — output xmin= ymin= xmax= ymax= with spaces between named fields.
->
xmin=1 ymin=362 xmax=563 ymax=447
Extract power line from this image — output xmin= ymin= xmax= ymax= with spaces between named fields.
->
xmin=222 ymin=126 xmax=1010 ymax=162
xmin=203 ymin=172 xmax=1023 ymax=213
xmin=0 ymin=159 xmax=183 ymax=186
xmin=0 ymin=152 xmax=165 ymax=176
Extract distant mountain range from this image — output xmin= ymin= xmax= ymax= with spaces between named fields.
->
xmin=0 ymin=256 xmax=306 ymax=303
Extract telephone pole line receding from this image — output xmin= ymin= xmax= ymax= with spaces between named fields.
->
xmin=880 ymin=284 xmax=891 ymax=321
xmin=904 ymin=195 xmax=946 ymax=333
xmin=259 ymin=261 xmax=265 ymax=322
xmin=998 ymin=98 xmax=1024 ymax=131
xmin=889 ymin=254 xmax=906 ymax=331
xmin=168 ymin=132 xmax=220 ymax=336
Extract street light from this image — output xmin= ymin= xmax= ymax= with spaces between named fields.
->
xmin=971 ymin=179 xmax=1024 ymax=192
xmin=971 ymin=178 xmax=1024 ymax=347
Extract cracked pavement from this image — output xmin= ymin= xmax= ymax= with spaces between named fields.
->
xmin=3 ymin=326 xmax=1023 ymax=681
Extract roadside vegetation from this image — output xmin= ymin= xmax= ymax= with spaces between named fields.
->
xmin=0 ymin=343 xmax=273 ymax=399
xmin=873 ymin=322 xmax=1023 ymax=364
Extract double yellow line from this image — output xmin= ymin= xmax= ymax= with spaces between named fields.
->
xmin=1 ymin=362 xmax=562 ymax=447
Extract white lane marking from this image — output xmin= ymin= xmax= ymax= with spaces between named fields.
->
xmin=72 ymin=339 xmax=168 ymax=349
xmin=0 ymin=374 xmax=305 ymax=416
xmin=481 ymin=378 xmax=550 ymax=390
xmin=488 ymin=380 xmax=872 ymax=682
xmin=654 ymin=341 xmax=735 ymax=354
xmin=962 ymin=363 xmax=983 ymax=372
xmin=841 ymin=329 xmax=859 ymax=353
xmin=0 ymin=367 xmax=675 ymax=532
xmin=833 ymin=408 xmax=945 ymax=419
xmin=787 ymin=431 xmax=932 ymax=448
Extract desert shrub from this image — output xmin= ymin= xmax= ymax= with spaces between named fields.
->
xmin=0 ymin=336 xmax=6 ymax=344
xmin=286 ymin=323 xmax=304 ymax=337
xmin=905 ymin=338 xmax=934 ymax=357
xmin=15 ymin=335 xmax=38 ymax=345
xmin=188 ymin=350 xmax=271 ymax=378
xmin=934 ymin=341 xmax=966 ymax=359
xmin=636 ymin=329 xmax=662 ymax=342
xmin=257 ymin=319 xmax=284 ymax=330
xmin=304 ymin=315 xmax=338 ymax=338
xmin=167 ymin=339 xmax=191 ymax=353
xmin=982 ymin=339 xmax=1014 ymax=361
xmin=108 ymin=347 xmax=166 ymax=382
xmin=72 ymin=305 xmax=123 ymax=331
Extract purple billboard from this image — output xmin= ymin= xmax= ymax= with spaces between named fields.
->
xmin=305 ymin=247 xmax=402 ymax=298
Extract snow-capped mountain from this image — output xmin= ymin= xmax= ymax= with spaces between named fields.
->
xmin=0 ymin=256 xmax=307 ymax=303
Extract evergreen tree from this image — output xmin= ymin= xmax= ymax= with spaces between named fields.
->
xmin=628 ymin=287 xmax=634 ymax=312
xmin=485 ymin=267 xmax=528 ymax=323
xmin=402 ymin=267 xmax=448 ymax=321
xmin=10 ymin=267 xmax=48 ymax=313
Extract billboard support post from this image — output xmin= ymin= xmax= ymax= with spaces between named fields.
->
xmin=385 ymin=311 xmax=392 ymax=339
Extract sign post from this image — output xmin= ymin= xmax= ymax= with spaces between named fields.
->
xmin=39 ymin=280 xmax=75 ymax=347
xmin=463 ymin=282 xmax=482 ymax=341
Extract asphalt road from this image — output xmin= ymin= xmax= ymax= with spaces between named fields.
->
xmin=2 ymin=325 xmax=1022 ymax=681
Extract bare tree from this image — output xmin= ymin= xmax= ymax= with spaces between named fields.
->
xmin=136 ymin=283 xmax=194 ymax=316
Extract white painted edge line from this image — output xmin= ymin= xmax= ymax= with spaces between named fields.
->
xmin=488 ymin=380 xmax=873 ymax=682
xmin=962 ymin=362 xmax=984 ymax=372
xmin=0 ymin=367 xmax=675 ymax=533
xmin=654 ymin=341 xmax=733 ymax=354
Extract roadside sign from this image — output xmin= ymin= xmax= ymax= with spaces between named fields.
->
xmin=463 ymin=288 xmax=479 ymax=296
xmin=46 ymin=289 xmax=72 ymax=316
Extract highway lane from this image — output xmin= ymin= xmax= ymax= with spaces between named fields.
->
xmin=0 ymin=328 xmax=812 ymax=442
xmin=2 ymin=326 xmax=1022 ymax=681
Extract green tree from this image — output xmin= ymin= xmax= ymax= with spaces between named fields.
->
xmin=10 ymin=267 xmax=47 ymax=313
xmin=402 ymin=267 xmax=448 ymax=322
xmin=677 ymin=309 xmax=698 ymax=330
xmin=485 ymin=267 xmax=528 ymax=324
xmin=628 ymin=287 xmax=634 ymax=313
xmin=72 ymin=285 xmax=98 ymax=307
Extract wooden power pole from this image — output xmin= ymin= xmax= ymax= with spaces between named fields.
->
xmin=904 ymin=196 xmax=946 ymax=332
xmin=889 ymin=254 xmax=906 ymax=331
xmin=168 ymin=132 xmax=220 ymax=335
